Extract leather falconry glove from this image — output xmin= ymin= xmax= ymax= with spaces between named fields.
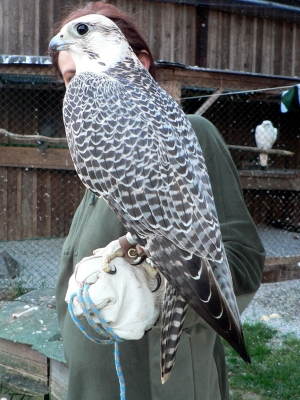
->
xmin=65 ymin=240 xmax=164 ymax=340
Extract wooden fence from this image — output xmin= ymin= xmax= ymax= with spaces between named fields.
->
xmin=204 ymin=9 xmax=300 ymax=77
xmin=0 ymin=148 xmax=85 ymax=241
xmin=0 ymin=0 xmax=196 ymax=66
xmin=2 ymin=0 xmax=300 ymax=76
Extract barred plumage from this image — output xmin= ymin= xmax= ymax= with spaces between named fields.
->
xmin=50 ymin=14 xmax=250 ymax=383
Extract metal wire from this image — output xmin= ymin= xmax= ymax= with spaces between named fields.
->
xmin=0 ymin=64 xmax=299 ymax=294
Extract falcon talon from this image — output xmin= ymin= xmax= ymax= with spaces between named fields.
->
xmin=131 ymin=254 xmax=147 ymax=266
xmin=151 ymin=272 xmax=162 ymax=293
xmin=131 ymin=256 xmax=142 ymax=265
xmin=106 ymin=264 xmax=117 ymax=275
xmin=102 ymin=262 xmax=117 ymax=274
xmin=93 ymin=248 xmax=103 ymax=255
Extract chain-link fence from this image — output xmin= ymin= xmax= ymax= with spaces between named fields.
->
xmin=0 ymin=61 xmax=85 ymax=294
xmin=1 ymin=62 xmax=300 ymax=294
xmin=182 ymin=86 xmax=300 ymax=260
xmin=182 ymin=87 xmax=299 ymax=170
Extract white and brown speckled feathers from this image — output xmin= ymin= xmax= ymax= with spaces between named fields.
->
xmin=49 ymin=14 xmax=250 ymax=383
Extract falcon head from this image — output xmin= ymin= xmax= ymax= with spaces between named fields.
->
xmin=262 ymin=120 xmax=273 ymax=127
xmin=49 ymin=14 xmax=131 ymax=74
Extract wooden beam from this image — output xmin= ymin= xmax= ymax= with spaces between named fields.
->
xmin=0 ymin=128 xmax=67 ymax=145
xmin=49 ymin=360 xmax=69 ymax=400
xmin=0 ymin=338 xmax=48 ymax=385
xmin=194 ymin=88 xmax=224 ymax=115
xmin=239 ymin=170 xmax=300 ymax=191
xmin=263 ymin=256 xmax=300 ymax=283
xmin=0 ymin=147 xmax=74 ymax=170
xmin=0 ymin=374 xmax=49 ymax=399
xmin=228 ymin=145 xmax=294 ymax=156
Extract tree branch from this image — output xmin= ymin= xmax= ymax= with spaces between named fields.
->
xmin=0 ymin=128 xmax=68 ymax=144
xmin=227 ymin=145 xmax=294 ymax=156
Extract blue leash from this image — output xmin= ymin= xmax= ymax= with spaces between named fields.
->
xmin=68 ymin=284 xmax=126 ymax=400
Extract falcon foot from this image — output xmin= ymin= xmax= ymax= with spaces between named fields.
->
xmin=102 ymin=249 xmax=124 ymax=274
xmin=119 ymin=236 xmax=147 ymax=265
xmin=93 ymin=241 xmax=124 ymax=274
xmin=128 ymin=246 xmax=147 ymax=265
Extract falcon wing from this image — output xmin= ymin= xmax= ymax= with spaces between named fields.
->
xmin=64 ymin=71 xmax=222 ymax=262
xmin=255 ymin=125 xmax=267 ymax=149
xmin=269 ymin=127 xmax=278 ymax=148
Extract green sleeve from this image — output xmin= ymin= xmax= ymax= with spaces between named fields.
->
xmin=187 ymin=115 xmax=265 ymax=298
xmin=61 ymin=191 xmax=125 ymax=266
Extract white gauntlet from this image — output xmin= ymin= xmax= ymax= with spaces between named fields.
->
xmin=66 ymin=241 xmax=165 ymax=340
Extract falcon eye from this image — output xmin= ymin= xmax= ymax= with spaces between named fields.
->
xmin=76 ymin=24 xmax=89 ymax=36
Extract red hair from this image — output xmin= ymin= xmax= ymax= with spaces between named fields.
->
xmin=50 ymin=1 xmax=156 ymax=79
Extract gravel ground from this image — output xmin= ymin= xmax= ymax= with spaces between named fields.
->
xmin=242 ymin=278 xmax=300 ymax=339
xmin=242 ymin=225 xmax=300 ymax=339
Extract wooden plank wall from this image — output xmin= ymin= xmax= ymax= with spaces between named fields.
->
xmin=2 ymin=1 xmax=300 ymax=76
xmin=49 ymin=359 xmax=68 ymax=400
xmin=110 ymin=0 xmax=196 ymax=65
xmin=0 ymin=338 xmax=48 ymax=387
xmin=0 ymin=0 xmax=196 ymax=66
xmin=205 ymin=9 xmax=300 ymax=77
xmin=0 ymin=148 xmax=85 ymax=241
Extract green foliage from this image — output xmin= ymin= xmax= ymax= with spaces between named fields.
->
xmin=224 ymin=323 xmax=300 ymax=399
xmin=9 ymin=278 xmax=30 ymax=300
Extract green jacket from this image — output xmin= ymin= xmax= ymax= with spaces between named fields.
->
xmin=56 ymin=115 xmax=265 ymax=400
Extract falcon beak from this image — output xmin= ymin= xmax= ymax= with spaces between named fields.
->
xmin=49 ymin=35 xmax=75 ymax=52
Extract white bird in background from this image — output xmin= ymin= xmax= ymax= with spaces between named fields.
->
xmin=255 ymin=120 xmax=278 ymax=168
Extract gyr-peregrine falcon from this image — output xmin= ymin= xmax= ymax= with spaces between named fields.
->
xmin=49 ymin=14 xmax=250 ymax=383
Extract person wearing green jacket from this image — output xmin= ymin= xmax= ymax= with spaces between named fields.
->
xmin=52 ymin=2 xmax=265 ymax=399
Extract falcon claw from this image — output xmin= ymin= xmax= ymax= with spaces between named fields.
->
xmin=101 ymin=248 xmax=124 ymax=274
xmin=131 ymin=254 xmax=147 ymax=265
xmin=93 ymin=248 xmax=104 ymax=255
xmin=104 ymin=264 xmax=117 ymax=275
xmin=151 ymin=272 xmax=162 ymax=292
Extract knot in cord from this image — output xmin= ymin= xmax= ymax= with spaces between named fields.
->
xmin=68 ymin=284 xmax=126 ymax=400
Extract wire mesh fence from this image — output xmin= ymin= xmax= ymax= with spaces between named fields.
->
xmin=0 ymin=62 xmax=85 ymax=294
xmin=0 ymin=62 xmax=300 ymax=294
xmin=182 ymin=86 xmax=300 ymax=260
xmin=182 ymin=87 xmax=299 ymax=170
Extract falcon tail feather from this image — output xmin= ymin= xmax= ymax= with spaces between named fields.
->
xmin=148 ymin=236 xmax=251 ymax=377
xmin=160 ymin=284 xmax=188 ymax=384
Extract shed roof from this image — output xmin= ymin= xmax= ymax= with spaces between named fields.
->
xmin=152 ymin=0 xmax=300 ymax=22
xmin=0 ymin=55 xmax=51 ymax=65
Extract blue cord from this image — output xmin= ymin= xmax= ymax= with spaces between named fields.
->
xmin=115 ymin=342 xmax=126 ymax=399
xmin=68 ymin=285 xmax=126 ymax=399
